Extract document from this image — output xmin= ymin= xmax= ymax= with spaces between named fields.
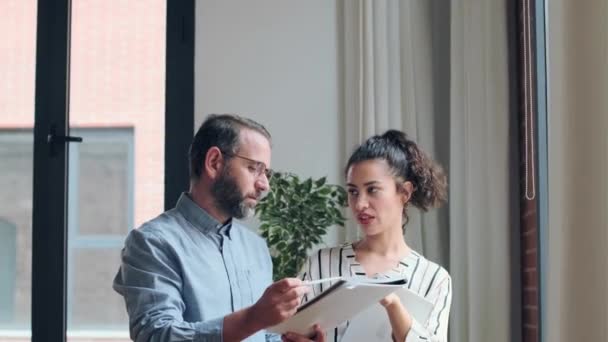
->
xmin=267 ymin=276 xmax=412 ymax=336
xmin=341 ymin=287 xmax=434 ymax=341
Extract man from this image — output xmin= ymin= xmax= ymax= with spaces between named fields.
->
xmin=113 ymin=114 xmax=323 ymax=341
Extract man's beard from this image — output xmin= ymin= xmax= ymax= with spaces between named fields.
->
xmin=210 ymin=167 xmax=258 ymax=219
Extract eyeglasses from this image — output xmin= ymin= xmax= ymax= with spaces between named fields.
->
xmin=221 ymin=151 xmax=273 ymax=179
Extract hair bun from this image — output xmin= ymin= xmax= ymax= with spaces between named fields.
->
xmin=381 ymin=129 xmax=409 ymax=151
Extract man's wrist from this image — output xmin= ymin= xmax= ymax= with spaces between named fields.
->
xmin=223 ymin=306 xmax=265 ymax=342
xmin=243 ymin=305 xmax=265 ymax=333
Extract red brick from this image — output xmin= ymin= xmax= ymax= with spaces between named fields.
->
xmin=523 ymin=326 xmax=539 ymax=342
xmin=523 ymin=288 xmax=538 ymax=303
xmin=523 ymin=248 xmax=538 ymax=265
xmin=522 ymin=231 xmax=538 ymax=252
xmin=523 ymin=267 xmax=538 ymax=288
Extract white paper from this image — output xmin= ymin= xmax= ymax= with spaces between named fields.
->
xmin=267 ymin=277 xmax=407 ymax=336
xmin=341 ymin=287 xmax=434 ymax=342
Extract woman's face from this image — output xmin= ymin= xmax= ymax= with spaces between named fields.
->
xmin=346 ymin=159 xmax=409 ymax=236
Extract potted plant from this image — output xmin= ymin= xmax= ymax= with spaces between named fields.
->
xmin=256 ymin=171 xmax=347 ymax=280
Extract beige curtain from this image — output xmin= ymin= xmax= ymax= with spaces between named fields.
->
xmin=340 ymin=0 xmax=450 ymax=266
xmin=546 ymin=1 xmax=608 ymax=341
xmin=340 ymin=1 xmax=515 ymax=341
xmin=449 ymin=1 xmax=514 ymax=341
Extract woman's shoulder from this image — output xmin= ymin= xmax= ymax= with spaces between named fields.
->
xmin=406 ymin=251 xmax=451 ymax=295
xmin=421 ymin=252 xmax=449 ymax=271
xmin=320 ymin=242 xmax=354 ymax=253
xmin=309 ymin=242 xmax=354 ymax=260
xmin=311 ymin=242 xmax=354 ymax=258
xmin=303 ymin=243 xmax=354 ymax=280
xmin=305 ymin=243 xmax=355 ymax=270
xmin=410 ymin=251 xmax=450 ymax=274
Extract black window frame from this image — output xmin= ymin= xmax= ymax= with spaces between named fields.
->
xmin=31 ymin=1 xmax=194 ymax=340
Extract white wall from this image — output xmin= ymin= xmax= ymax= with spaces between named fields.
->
xmin=195 ymin=0 xmax=344 ymax=245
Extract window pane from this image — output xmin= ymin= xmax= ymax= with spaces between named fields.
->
xmin=0 ymin=0 xmax=36 ymax=339
xmin=77 ymin=131 xmax=132 ymax=236
xmin=67 ymin=0 xmax=166 ymax=339
xmin=0 ymin=134 xmax=32 ymax=333
xmin=69 ymin=248 xmax=127 ymax=330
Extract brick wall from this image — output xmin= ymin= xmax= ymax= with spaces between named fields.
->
xmin=521 ymin=196 xmax=539 ymax=341
xmin=0 ymin=0 xmax=166 ymax=228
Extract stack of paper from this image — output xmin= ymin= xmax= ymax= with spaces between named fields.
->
xmin=268 ymin=276 xmax=432 ymax=338
xmin=341 ymin=287 xmax=434 ymax=341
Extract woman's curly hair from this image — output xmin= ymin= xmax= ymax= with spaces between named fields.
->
xmin=345 ymin=129 xmax=447 ymax=225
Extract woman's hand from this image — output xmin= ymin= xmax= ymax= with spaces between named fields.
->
xmin=379 ymin=293 xmax=400 ymax=308
xmin=282 ymin=324 xmax=326 ymax=342
xmin=379 ymin=292 xmax=413 ymax=341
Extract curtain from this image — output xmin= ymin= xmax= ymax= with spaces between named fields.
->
xmin=546 ymin=1 xmax=608 ymax=341
xmin=449 ymin=1 xmax=514 ymax=341
xmin=340 ymin=0 xmax=450 ymax=266
xmin=340 ymin=1 xmax=515 ymax=341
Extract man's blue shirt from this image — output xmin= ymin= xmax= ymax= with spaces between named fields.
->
xmin=113 ymin=193 xmax=279 ymax=341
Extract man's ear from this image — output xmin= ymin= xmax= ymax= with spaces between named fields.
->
xmin=401 ymin=181 xmax=414 ymax=205
xmin=204 ymin=147 xmax=225 ymax=180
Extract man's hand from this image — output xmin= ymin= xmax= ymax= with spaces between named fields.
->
xmin=281 ymin=324 xmax=326 ymax=342
xmin=246 ymin=278 xmax=310 ymax=330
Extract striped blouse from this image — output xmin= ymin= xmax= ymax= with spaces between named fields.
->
xmin=298 ymin=243 xmax=452 ymax=342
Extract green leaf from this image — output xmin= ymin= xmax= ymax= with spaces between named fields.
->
xmin=318 ymin=187 xmax=331 ymax=195
xmin=256 ymin=170 xmax=348 ymax=280
xmin=314 ymin=176 xmax=327 ymax=187
xmin=303 ymin=178 xmax=312 ymax=193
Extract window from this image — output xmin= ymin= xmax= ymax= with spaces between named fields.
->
xmin=67 ymin=128 xmax=134 ymax=332
xmin=0 ymin=128 xmax=135 ymax=336
xmin=0 ymin=131 xmax=33 ymax=333
xmin=0 ymin=219 xmax=18 ymax=326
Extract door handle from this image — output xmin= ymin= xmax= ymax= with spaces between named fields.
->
xmin=47 ymin=125 xmax=83 ymax=156
xmin=47 ymin=134 xmax=83 ymax=144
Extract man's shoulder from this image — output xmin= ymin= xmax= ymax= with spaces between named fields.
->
xmin=125 ymin=209 xmax=184 ymax=244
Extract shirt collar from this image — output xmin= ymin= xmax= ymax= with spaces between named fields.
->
xmin=176 ymin=192 xmax=233 ymax=238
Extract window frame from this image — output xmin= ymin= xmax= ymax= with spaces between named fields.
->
xmin=30 ymin=0 xmax=195 ymax=340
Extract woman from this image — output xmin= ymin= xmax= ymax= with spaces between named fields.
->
xmin=295 ymin=130 xmax=451 ymax=342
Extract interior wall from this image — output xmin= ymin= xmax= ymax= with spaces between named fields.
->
xmin=194 ymin=0 xmax=344 ymax=246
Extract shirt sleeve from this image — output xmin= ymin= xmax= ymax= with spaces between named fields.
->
xmin=265 ymin=332 xmax=283 ymax=342
xmin=113 ymin=227 xmax=223 ymax=342
xmin=404 ymin=273 xmax=452 ymax=342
